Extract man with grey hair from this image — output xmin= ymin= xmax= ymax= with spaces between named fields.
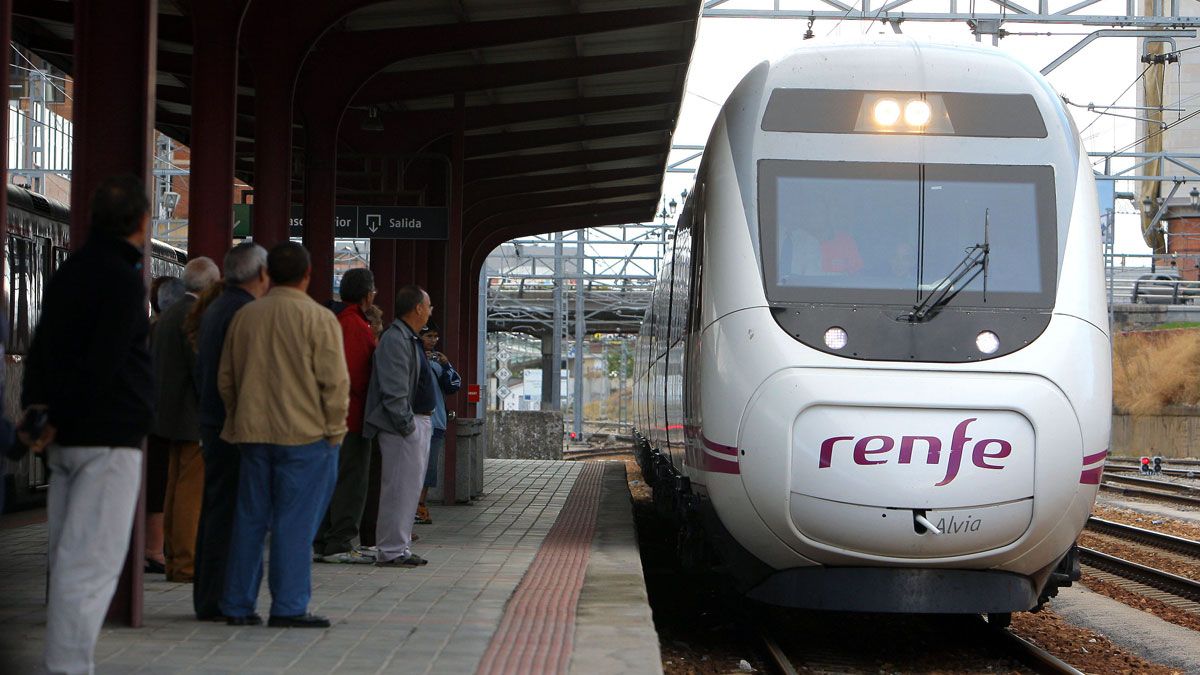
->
xmin=193 ymin=242 xmax=269 ymax=620
xmin=150 ymin=256 xmax=221 ymax=582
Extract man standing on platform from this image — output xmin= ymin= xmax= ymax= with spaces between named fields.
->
xmin=313 ymin=268 xmax=379 ymax=564
xmin=364 ymin=285 xmax=435 ymax=568
xmin=21 ymin=175 xmax=154 ymax=674
xmin=192 ymin=242 xmax=269 ymax=621
xmin=218 ymin=242 xmax=349 ymax=628
xmin=151 ymin=256 xmax=219 ymax=583
xmin=416 ymin=324 xmax=461 ymax=525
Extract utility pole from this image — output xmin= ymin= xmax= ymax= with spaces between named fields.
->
xmin=549 ymin=231 xmax=563 ymax=411
xmin=573 ymin=229 xmax=585 ymax=442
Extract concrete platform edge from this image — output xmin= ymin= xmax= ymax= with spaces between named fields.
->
xmin=568 ymin=462 xmax=663 ymax=675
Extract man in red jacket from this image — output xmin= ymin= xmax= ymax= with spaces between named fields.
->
xmin=313 ymin=268 xmax=378 ymax=563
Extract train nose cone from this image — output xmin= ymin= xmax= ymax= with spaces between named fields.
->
xmin=737 ymin=368 xmax=1079 ymax=560
xmin=786 ymin=407 xmax=1035 ymax=557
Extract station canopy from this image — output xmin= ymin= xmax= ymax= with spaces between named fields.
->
xmin=13 ymin=0 xmax=701 ymax=235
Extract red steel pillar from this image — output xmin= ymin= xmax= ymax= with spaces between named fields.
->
xmin=370 ymin=240 xmax=396 ymax=324
xmin=188 ymin=1 xmax=249 ymax=265
xmin=441 ymin=92 xmax=466 ymax=505
xmin=301 ymin=132 xmax=336 ymax=303
xmin=70 ymin=0 xmax=158 ymax=627
xmin=0 ymin=0 xmax=10 ymax=278
xmin=243 ymin=0 xmax=294 ymax=249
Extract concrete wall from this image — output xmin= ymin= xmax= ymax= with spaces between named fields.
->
xmin=1113 ymin=406 xmax=1200 ymax=458
xmin=1112 ymin=304 xmax=1200 ymax=331
xmin=487 ymin=410 xmax=563 ymax=460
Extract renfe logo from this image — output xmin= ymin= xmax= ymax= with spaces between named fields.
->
xmin=817 ymin=418 xmax=1012 ymax=487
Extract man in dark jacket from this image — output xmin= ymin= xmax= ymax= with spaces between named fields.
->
xmin=20 ymin=174 xmax=154 ymax=675
xmin=151 ymin=256 xmax=219 ymax=582
xmin=192 ymin=241 xmax=269 ymax=621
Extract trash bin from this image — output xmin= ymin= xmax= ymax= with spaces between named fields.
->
xmin=471 ymin=419 xmax=486 ymax=499
xmin=455 ymin=418 xmax=485 ymax=503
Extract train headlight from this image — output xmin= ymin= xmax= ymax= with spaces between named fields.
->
xmin=824 ymin=326 xmax=848 ymax=350
xmin=854 ymin=92 xmax=955 ymax=134
xmin=904 ymin=99 xmax=931 ymax=127
xmin=975 ymin=330 xmax=1000 ymax=355
xmin=873 ymin=99 xmax=901 ymax=126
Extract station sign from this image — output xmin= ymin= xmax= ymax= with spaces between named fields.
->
xmin=232 ymin=203 xmax=448 ymax=240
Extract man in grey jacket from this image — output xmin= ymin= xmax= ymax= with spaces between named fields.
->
xmin=363 ymin=284 xmax=435 ymax=567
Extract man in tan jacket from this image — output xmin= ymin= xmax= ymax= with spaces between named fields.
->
xmin=217 ymin=242 xmax=349 ymax=628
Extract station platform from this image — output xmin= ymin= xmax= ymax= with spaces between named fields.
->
xmin=0 ymin=459 xmax=661 ymax=675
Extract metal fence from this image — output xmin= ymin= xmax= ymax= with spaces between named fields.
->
xmin=1107 ymin=253 xmax=1200 ymax=305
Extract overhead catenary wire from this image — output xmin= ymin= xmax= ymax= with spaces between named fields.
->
xmin=10 ymin=45 xmax=72 ymax=102
xmin=1079 ymin=63 xmax=1154 ymax=137
xmin=1095 ymin=107 xmax=1200 ymax=165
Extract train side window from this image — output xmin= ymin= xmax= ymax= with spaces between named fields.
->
xmin=7 ymin=235 xmax=34 ymax=353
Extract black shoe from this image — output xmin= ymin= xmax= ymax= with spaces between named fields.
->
xmin=268 ymin=614 xmax=331 ymax=628
xmin=374 ymin=553 xmax=428 ymax=568
xmin=144 ymin=558 xmax=165 ymax=574
xmin=226 ymin=614 xmax=263 ymax=626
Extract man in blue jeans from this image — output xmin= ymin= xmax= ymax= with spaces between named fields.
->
xmin=217 ymin=242 xmax=350 ymax=627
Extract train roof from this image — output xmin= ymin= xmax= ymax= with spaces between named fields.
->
xmin=7 ymin=183 xmax=70 ymax=223
xmin=6 ymin=183 xmax=188 ymax=263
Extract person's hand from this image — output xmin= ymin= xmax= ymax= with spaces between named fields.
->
xmin=435 ymin=351 xmax=449 ymax=365
xmin=18 ymin=406 xmax=55 ymax=454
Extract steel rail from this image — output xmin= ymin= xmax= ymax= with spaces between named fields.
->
xmin=1079 ymin=547 xmax=1200 ymax=603
xmin=758 ymin=630 xmax=800 ymax=675
xmin=1086 ymin=516 xmax=1200 ymax=557
xmin=981 ymin=619 xmax=1085 ymax=675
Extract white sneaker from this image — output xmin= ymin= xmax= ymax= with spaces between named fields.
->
xmin=321 ymin=549 xmax=376 ymax=565
xmin=355 ymin=545 xmax=378 ymax=560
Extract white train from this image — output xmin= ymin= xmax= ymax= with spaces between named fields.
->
xmin=633 ymin=39 xmax=1109 ymax=622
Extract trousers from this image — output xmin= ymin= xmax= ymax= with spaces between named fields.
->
xmin=358 ymin=440 xmax=383 ymax=547
xmin=312 ymin=431 xmax=372 ymax=556
xmin=219 ymin=440 xmax=337 ymax=619
xmin=376 ymin=415 xmax=432 ymax=562
xmin=44 ymin=445 xmax=142 ymax=675
xmin=193 ymin=428 xmax=240 ymax=619
xmin=163 ymin=440 xmax=203 ymax=581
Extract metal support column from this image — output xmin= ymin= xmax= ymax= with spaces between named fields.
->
xmin=370 ymin=240 xmax=396 ymax=324
xmin=1 ymin=0 xmax=10 ymax=279
xmin=572 ymin=230 xmax=585 ymax=441
xmin=442 ymin=91 xmax=466 ymax=505
xmin=245 ymin=0 xmax=293 ymax=250
xmin=70 ymin=0 xmax=158 ymax=627
xmin=477 ymin=268 xmax=488 ymax=418
xmin=301 ymin=135 xmax=336 ymax=303
xmin=187 ymin=1 xmax=247 ymax=264
xmin=548 ymin=231 xmax=564 ymax=410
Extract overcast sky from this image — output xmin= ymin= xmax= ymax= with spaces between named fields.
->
xmin=658 ymin=6 xmax=1158 ymax=255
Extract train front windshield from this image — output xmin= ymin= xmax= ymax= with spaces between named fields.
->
xmin=759 ymin=161 xmax=1058 ymax=309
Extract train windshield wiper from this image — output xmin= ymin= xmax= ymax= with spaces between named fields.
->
xmin=906 ymin=210 xmax=991 ymax=323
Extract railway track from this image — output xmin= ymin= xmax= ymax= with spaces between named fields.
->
xmin=1099 ymin=480 xmax=1200 ymax=507
xmin=1105 ymin=464 xmax=1199 ymax=478
xmin=1102 ymin=473 xmax=1200 ymax=494
xmin=1079 ymin=547 xmax=1200 ymax=606
xmin=562 ymin=446 xmax=631 ymax=461
xmin=754 ymin=617 xmax=1083 ymax=675
xmin=1086 ymin=516 xmax=1200 ymax=557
